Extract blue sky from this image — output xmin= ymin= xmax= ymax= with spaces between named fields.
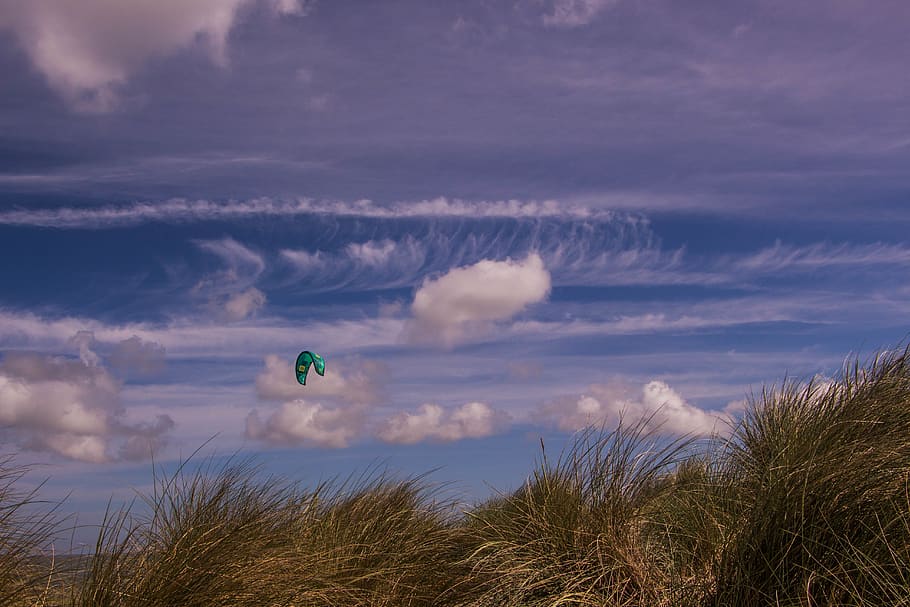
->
xmin=1 ymin=0 xmax=909 ymax=544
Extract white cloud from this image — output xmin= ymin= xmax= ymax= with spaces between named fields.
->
xmin=402 ymin=197 xmax=584 ymax=218
xmin=223 ymin=287 xmax=266 ymax=321
xmin=377 ymin=401 xmax=508 ymax=444
xmin=281 ymin=236 xmax=428 ymax=290
xmin=255 ymin=354 xmax=382 ymax=404
xmin=0 ymin=197 xmax=612 ymax=229
xmin=541 ymin=0 xmax=617 ymax=27
xmin=279 ymin=213 xmax=687 ymax=292
xmin=539 ymin=380 xmax=728 ymax=436
xmin=245 ymin=399 xmax=363 ymax=448
xmin=280 ymin=248 xmax=324 ymax=269
xmin=345 ymin=240 xmax=398 ymax=266
xmin=246 ymin=351 xmax=383 ymax=448
xmin=0 ymin=338 xmax=174 ymax=462
xmin=732 ymin=240 xmax=910 ymax=273
xmin=0 ymin=0 xmax=310 ymax=112
xmin=406 ymin=253 xmax=551 ymax=346
xmin=195 ymin=237 xmax=266 ymax=284
xmin=0 ymin=309 xmax=404 ymax=358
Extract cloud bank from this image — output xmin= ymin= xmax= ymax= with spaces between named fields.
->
xmin=0 ymin=334 xmax=174 ymax=462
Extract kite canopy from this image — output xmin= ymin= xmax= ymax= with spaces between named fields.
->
xmin=295 ymin=351 xmax=325 ymax=385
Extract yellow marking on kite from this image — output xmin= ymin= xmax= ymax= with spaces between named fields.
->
xmin=299 ymin=365 xmax=307 ymax=372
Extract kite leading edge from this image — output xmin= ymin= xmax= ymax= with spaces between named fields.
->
xmin=295 ymin=351 xmax=325 ymax=385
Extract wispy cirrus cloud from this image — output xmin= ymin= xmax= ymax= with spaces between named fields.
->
xmin=279 ymin=212 xmax=691 ymax=291
xmin=19 ymin=201 xmax=901 ymax=297
xmin=731 ymin=240 xmax=910 ymax=273
xmin=0 ymin=197 xmax=613 ymax=229
xmin=222 ymin=288 xmax=267 ymax=321
xmin=193 ymin=237 xmax=267 ymax=320
xmin=279 ymin=236 xmax=428 ymax=290
xmin=3 ymin=284 xmax=906 ymax=364
xmin=194 ymin=237 xmax=266 ymax=282
xmin=0 ymin=310 xmax=404 ymax=358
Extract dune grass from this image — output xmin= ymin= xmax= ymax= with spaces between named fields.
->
xmin=0 ymin=457 xmax=63 ymax=606
xmin=69 ymin=459 xmax=465 ymax=607
xmin=4 ymin=344 xmax=910 ymax=605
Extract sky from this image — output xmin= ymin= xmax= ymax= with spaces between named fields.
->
xmin=1 ymin=0 xmax=909 ymax=546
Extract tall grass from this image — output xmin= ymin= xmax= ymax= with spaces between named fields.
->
xmin=4 ymin=343 xmax=910 ymax=605
xmin=461 ymin=420 xmax=696 ymax=606
xmin=712 ymin=346 xmax=910 ymax=606
xmin=0 ymin=457 xmax=61 ymax=606
xmin=70 ymin=458 xmax=465 ymax=606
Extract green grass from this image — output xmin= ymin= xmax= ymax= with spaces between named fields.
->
xmin=5 ymin=343 xmax=910 ymax=605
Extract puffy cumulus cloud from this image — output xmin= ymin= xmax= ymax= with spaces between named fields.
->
xmin=541 ymin=0 xmax=617 ymax=27
xmin=0 ymin=336 xmax=174 ymax=462
xmin=255 ymin=354 xmax=382 ymax=404
xmin=109 ymin=335 xmax=167 ymax=377
xmin=378 ymin=402 xmax=509 ymax=445
xmin=0 ymin=0 xmax=311 ymax=112
xmin=539 ymin=380 xmax=728 ymax=436
xmin=223 ymin=287 xmax=266 ymax=321
xmin=406 ymin=254 xmax=551 ymax=347
xmin=245 ymin=399 xmax=363 ymax=448
xmin=247 ymin=351 xmax=379 ymax=448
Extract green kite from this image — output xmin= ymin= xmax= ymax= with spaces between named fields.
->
xmin=295 ymin=351 xmax=325 ymax=385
